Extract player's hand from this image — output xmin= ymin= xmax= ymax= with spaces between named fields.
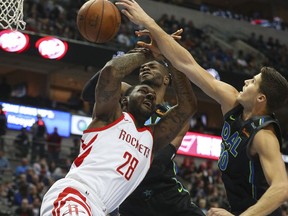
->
xmin=115 ymin=0 xmax=152 ymax=26
xmin=135 ymin=29 xmax=183 ymax=60
xmin=207 ymin=207 xmax=235 ymax=216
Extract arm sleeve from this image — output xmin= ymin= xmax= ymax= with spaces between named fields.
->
xmin=81 ymin=70 xmax=101 ymax=102
xmin=146 ymin=144 xmax=177 ymax=177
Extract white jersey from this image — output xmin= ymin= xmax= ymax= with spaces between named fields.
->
xmin=41 ymin=112 xmax=153 ymax=215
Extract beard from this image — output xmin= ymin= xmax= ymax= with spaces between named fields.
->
xmin=128 ymin=100 xmax=154 ymax=121
xmin=141 ymin=78 xmax=162 ymax=89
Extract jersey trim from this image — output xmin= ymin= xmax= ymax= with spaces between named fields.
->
xmin=84 ymin=113 xmax=125 ymax=133
xmin=126 ymin=112 xmax=153 ymax=134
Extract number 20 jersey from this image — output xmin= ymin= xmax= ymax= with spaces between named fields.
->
xmin=66 ymin=112 xmax=154 ymax=213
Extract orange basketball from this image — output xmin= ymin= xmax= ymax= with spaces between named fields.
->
xmin=77 ymin=0 xmax=121 ymax=43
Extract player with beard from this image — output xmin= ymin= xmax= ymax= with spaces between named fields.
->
xmin=82 ymin=51 xmax=204 ymax=216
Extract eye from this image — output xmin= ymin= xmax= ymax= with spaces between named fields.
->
xmin=138 ymin=89 xmax=146 ymax=94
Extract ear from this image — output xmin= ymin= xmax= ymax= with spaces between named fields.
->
xmin=163 ymin=75 xmax=170 ymax=86
xmin=257 ymin=93 xmax=266 ymax=103
xmin=120 ymin=96 xmax=129 ymax=110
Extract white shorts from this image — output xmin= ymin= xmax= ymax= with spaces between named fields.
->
xmin=40 ymin=178 xmax=107 ymax=216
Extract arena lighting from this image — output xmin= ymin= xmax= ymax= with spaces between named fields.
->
xmin=70 ymin=114 xmax=92 ymax=135
xmin=0 ymin=29 xmax=29 ymax=53
xmin=0 ymin=101 xmax=71 ymax=137
xmin=178 ymin=132 xmax=288 ymax=163
xmin=35 ymin=36 xmax=68 ymax=60
xmin=177 ymin=131 xmax=222 ymax=160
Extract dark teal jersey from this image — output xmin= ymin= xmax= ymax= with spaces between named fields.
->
xmin=144 ymin=102 xmax=171 ymax=126
xmin=218 ymin=105 xmax=282 ymax=215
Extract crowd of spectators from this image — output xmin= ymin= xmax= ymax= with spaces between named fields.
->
xmin=1 ymin=139 xmax=288 ymax=215
xmin=154 ymin=0 xmax=288 ymax=32
xmin=0 ymin=0 xmax=287 ymax=215
xmin=21 ymin=0 xmax=288 ymax=78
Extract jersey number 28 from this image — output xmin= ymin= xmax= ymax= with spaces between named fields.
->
xmin=116 ymin=151 xmax=139 ymax=180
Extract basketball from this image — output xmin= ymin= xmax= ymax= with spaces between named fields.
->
xmin=77 ymin=0 xmax=121 ymax=43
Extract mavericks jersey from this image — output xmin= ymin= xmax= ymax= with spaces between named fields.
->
xmin=66 ymin=112 xmax=153 ymax=213
xmin=145 ymin=102 xmax=171 ymax=125
xmin=218 ymin=105 xmax=282 ymax=214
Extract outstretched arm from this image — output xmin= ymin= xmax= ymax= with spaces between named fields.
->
xmin=152 ymin=62 xmax=197 ymax=152
xmin=115 ymin=0 xmax=239 ymax=114
xmin=93 ymin=48 xmax=154 ymax=120
xmin=81 ymin=70 xmax=100 ymax=103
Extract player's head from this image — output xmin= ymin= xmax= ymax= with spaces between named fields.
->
xmin=259 ymin=67 xmax=288 ymax=112
xmin=238 ymin=66 xmax=288 ymax=113
xmin=139 ymin=60 xmax=171 ymax=88
xmin=121 ymin=84 xmax=156 ymax=120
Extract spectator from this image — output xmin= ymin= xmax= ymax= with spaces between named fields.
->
xmin=14 ymin=198 xmax=34 ymax=216
xmin=32 ymin=197 xmax=42 ymax=216
xmin=46 ymin=127 xmax=62 ymax=163
xmin=116 ymin=25 xmax=132 ymax=47
xmin=15 ymin=158 xmax=30 ymax=177
xmin=235 ymin=50 xmax=248 ymax=67
xmin=14 ymin=183 xmax=33 ymax=206
xmin=69 ymin=137 xmax=80 ymax=161
xmin=30 ymin=114 xmax=47 ymax=163
xmin=0 ymin=149 xmax=10 ymax=174
xmin=0 ymin=104 xmax=7 ymax=151
xmin=0 ymin=77 xmax=12 ymax=102
xmin=198 ymin=197 xmax=208 ymax=215
xmin=14 ymin=127 xmax=30 ymax=158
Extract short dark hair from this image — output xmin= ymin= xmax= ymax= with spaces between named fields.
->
xmin=159 ymin=60 xmax=172 ymax=85
xmin=123 ymin=85 xmax=136 ymax=97
xmin=259 ymin=67 xmax=288 ymax=113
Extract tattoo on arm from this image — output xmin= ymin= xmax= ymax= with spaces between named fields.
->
xmin=110 ymin=49 xmax=154 ymax=79
xmin=153 ymin=62 xmax=197 ymax=151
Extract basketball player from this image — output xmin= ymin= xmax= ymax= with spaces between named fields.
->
xmin=119 ymin=63 xmax=204 ymax=216
xmin=82 ymin=54 xmax=204 ymax=216
xmin=40 ymin=48 xmax=196 ymax=216
xmin=116 ymin=1 xmax=288 ymax=215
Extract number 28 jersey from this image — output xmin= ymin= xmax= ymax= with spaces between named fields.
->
xmin=66 ymin=112 xmax=154 ymax=213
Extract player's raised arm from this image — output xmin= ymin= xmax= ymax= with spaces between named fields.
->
xmin=115 ymin=0 xmax=239 ymax=114
xmin=152 ymin=62 xmax=197 ymax=152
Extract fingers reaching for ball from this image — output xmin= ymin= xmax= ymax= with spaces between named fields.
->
xmin=115 ymin=0 xmax=153 ymax=27
xmin=135 ymin=29 xmax=183 ymax=42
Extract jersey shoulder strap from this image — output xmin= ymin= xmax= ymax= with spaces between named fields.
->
xmin=245 ymin=114 xmax=282 ymax=147
xmin=145 ymin=102 xmax=171 ymax=125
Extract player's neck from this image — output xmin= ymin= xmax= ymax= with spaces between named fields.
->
xmin=242 ymin=106 xmax=268 ymax=120
xmin=154 ymin=87 xmax=166 ymax=105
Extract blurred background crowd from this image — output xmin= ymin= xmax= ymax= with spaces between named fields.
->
xmin=0 ymin=0 xmax=288 ymax=215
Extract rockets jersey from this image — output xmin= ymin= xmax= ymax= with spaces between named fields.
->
xmin=218 ymin=105 xmax=282 ymax=214
xmin=66 ymin=112 xmax=154 ymax=213
xmin=120 ymin=102 xmax=188 ymax=203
